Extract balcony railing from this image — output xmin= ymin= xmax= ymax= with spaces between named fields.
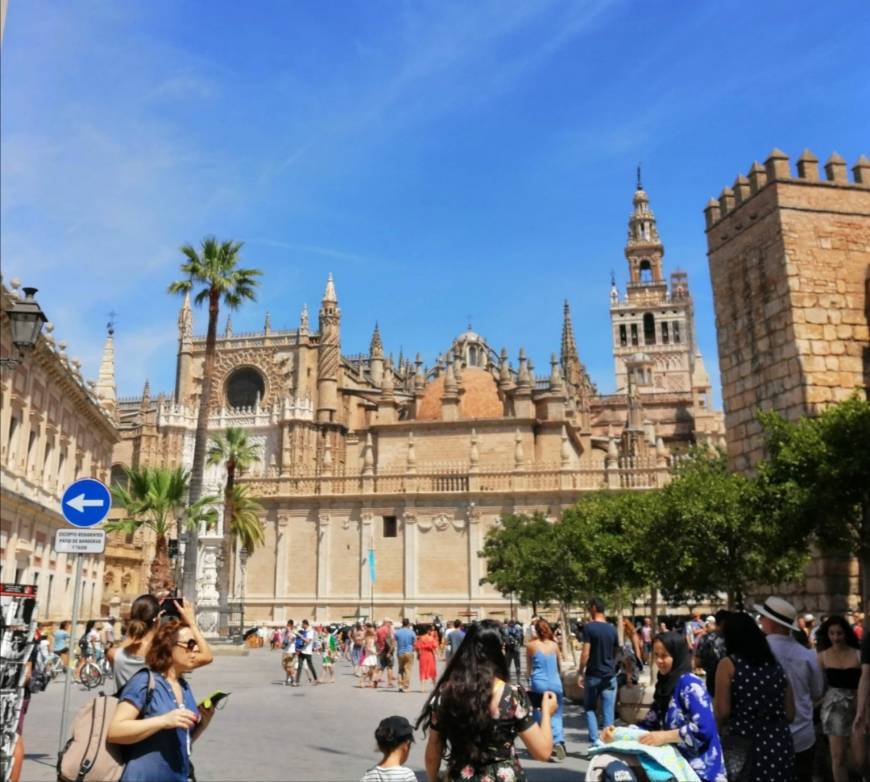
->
xmin=241 ymin=459 xmax=670 ymax=498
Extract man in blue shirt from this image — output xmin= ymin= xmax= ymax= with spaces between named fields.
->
xmin=394 ymin=618 xmax=417 ymax=693
xmin=579 ymin=597 xmax=619 ymax=749
xmin=445 ymin=620 xmax=466 ymax=662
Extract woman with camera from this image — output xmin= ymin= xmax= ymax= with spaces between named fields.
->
xmin=417 ymin=620 xmax=558 ymax=781
xmin=109 ymin=595 xmax=213 ymax=691
xmin=108 ymin=616 xmax=217 ymax=782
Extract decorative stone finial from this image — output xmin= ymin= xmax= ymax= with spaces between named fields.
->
xmin=322 ymin=272 xmax=337 ymax=303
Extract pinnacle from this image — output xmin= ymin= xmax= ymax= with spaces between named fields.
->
xmin=322 ymin=272 xmax=337 ymax=303
xmin=369 ymin=322 xmax=384 ymax=357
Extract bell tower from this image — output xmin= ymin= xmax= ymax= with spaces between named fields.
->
xmin=610 ymin=172 xmax=700 ymax=395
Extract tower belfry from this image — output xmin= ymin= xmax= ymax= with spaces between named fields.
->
xmin=610 ymin=176 xmax=710 ymax=402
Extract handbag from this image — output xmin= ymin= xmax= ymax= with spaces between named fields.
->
xmin=721 ymin=727 xmax=753 ymax=782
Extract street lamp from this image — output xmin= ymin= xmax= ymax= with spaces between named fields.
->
xmin=238 ymin=546 xmax=249 ymax=641
xmin=1 ymin=287 xmax=48 ymax=369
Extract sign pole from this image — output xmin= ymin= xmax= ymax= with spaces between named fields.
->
xmin=57 ymin=476 xmax=111 ymax=757
xmin=58 ymin=554 xmax=83 ymax=755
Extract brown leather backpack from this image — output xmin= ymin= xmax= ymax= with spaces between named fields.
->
xmin=57 ymin=670 xmax=154 ymax=782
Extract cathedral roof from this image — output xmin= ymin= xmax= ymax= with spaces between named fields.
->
xmin=416 ymin=367 xmax=503 ymax=421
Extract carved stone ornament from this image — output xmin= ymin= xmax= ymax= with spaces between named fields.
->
xmin=451 ymin=515 xmax=467 ymax=531
xmin=417 ymin=516 xmax=433 ymax=532
xmin=401 ymin=508 xmax=417 ymax=526
xmin=433 ymin=513 xmax=451 ymax=531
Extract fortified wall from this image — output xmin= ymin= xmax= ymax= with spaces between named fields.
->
xmin=705 ymin=148 xmax=870 ymax=611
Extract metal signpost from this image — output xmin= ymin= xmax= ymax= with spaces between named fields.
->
xmin=57 ymin=478 xmax=111 ymax=755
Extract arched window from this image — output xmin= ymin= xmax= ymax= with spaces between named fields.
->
xmin=225 ymin=367 xmax=265 ymax=409
xmin=673 ymin=322 xmax=682 ymax=343
xmin=468 ymin=345 xmax=479 ymax=367
xmin=110 ymin=464 xmax=129 ymax=490
xmin=619 ymin=325 xmax=627 ymax=347
xmin=643 ymin=313 xmax=656 ymax=345
xmin=630 ymin=324 xmax=639 ymax=346
xmin=639 ymin=259 xmax=653 ymax=284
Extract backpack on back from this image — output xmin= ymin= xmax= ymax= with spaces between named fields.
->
xmin=57 ymin=670 xmax=154 ymax=782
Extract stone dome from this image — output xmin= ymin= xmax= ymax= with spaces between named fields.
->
xmin=417 ymin=367 xmax=503 ymax=421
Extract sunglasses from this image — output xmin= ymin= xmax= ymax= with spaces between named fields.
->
xmin=175 ymin=639 xmax=199 ymax=652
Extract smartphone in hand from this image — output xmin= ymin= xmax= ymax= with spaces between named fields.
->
xmin=198 ymin=690 xmax=230 ymax=710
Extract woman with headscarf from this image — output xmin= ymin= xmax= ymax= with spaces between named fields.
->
xmin=604 ymin=631 xmax=726 ymax=782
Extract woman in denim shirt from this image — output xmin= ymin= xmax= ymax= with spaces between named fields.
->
xmin=109 ymin=618 xmax=216 ymax=782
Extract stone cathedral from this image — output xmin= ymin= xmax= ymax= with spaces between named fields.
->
xmin=104 ymin=182 xmax=724 ymax=627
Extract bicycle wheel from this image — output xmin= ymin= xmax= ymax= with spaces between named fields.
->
xmin=80 ymin=662 xmax=103 ymax=690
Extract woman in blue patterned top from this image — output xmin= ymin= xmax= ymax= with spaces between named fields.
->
xmin=605 ymin=631 xmax=726 ymax=782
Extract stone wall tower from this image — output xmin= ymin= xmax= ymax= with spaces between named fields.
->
xmin=317 ymin=273 xmax=341 ymax=423
xmin=610 ymin=174 xmax=698 ymax=395
xmin=705 ymin=148 xmax=870 ymax=472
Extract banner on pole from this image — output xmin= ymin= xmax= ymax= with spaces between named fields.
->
xmin=368 ymin=547 xmax=376 ymax=585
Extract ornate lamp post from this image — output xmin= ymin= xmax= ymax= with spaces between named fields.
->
xmin=1 ymin=286 xmax=48 ymax=369
xmin=238 ymin=546 xmax=249 ymax=640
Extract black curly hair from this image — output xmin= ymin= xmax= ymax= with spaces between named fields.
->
xmin=415 ymin=620 xmax=509 ymax=777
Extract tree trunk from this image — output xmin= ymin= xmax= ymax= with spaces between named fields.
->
xmin=148 ymin=535 xmax=173 ymax=595
xmin=649 ymin=585 xmax=659 ymax=686
xmin=217 ymin=462 xmax=235 ymax=635
xmin=181 ymin=291 xmax=219 ymax=599
xmin=560 ymin=603 xmax=576 ymax=665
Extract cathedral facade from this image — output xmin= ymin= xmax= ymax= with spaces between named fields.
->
xmin=107 ymin=183 xmax=724 ymax=627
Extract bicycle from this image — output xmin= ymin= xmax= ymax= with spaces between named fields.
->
xmin=78 ymin=657 xmax=103 ymax=690
xmin=43 ymin=652 xmax=68 ymax=683
xmin=74 ymin=647 xmax=104 ymax=690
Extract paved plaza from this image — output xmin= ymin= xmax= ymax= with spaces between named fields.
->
xmin=20 ymin=648 xmax=591 ymax=781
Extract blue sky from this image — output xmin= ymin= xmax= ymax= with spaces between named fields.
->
xmin=2 ymin=1 xmax=868 ymax=404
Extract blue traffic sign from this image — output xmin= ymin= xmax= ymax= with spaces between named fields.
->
xmin=61 ymin=478 xmax=112 ymax=528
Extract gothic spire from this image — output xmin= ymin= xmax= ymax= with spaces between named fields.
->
xmin=322 ymin=272 xmax=337 ymax=304
xmin=369 ymin=322 xmax=384 ymax=358
xmin=96 ymin=325 xmax=117 ymax=420
xmin=561 ymin=300 xmax=579 ymax=369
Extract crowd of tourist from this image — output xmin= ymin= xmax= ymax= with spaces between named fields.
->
xmin=10 ymin=593 xmax=870 ymax=782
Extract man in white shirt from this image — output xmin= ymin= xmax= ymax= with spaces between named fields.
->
xmin=294 ymin=619 xmax=319 ymax=686
xmin=756 ymin=596 xmax=825 ymax=782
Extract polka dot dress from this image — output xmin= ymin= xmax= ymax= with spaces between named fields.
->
xmin=729 ymin=654 xmax=795 ymax=781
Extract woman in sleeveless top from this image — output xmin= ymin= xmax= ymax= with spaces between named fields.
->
xmin=526 ymin=618 xmax=566 ymax=761
xmin=817 ymin=615 xmax=863 ymax=782
xmin=417 ymin=620 xmax=558 ymax=781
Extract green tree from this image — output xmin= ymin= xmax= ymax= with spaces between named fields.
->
xmin=479 ymin=513 xmax=555 ymax=614
xmin=207 ymin=427 xmax=261 ymax=634
xmin=168 ymin=238 xmax=261 ymax=597
xmin=757 ymin=395 xmax=870 ymax=608
xmin=106 ymin=467 xmax=217 ymax=594
xmin=652 ymin=448 xmax=806 ymax=608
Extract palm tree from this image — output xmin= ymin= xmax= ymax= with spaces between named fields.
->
xmin=168 ymin=238 xmax=261 ymax=597
xmin=225 ymin=485 xmax=265 ymax=610
xmin=106 ymin=467 xmax=217 ymax=594
xmin=207 ymin=427 xmax=261 ymax=634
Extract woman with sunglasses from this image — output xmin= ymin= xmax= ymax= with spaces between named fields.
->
xmin=108 ymin=618 xmax=217 ymax=782
xmin=109 ymin=595 xmax=213 ymax=691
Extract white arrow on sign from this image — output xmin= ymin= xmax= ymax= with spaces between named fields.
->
xmin=65 ymin=493 xmax=106 ymax=513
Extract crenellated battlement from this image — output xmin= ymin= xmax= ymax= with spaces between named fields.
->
xmin=705 ymin=148 xmax=870 ymax=229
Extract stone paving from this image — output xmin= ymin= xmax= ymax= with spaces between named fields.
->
xmin=20 ymin=647 xmax=592 ymax=781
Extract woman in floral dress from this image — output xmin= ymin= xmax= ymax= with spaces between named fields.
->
xmin=417 ymin=620 xmax=557 ymax=781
